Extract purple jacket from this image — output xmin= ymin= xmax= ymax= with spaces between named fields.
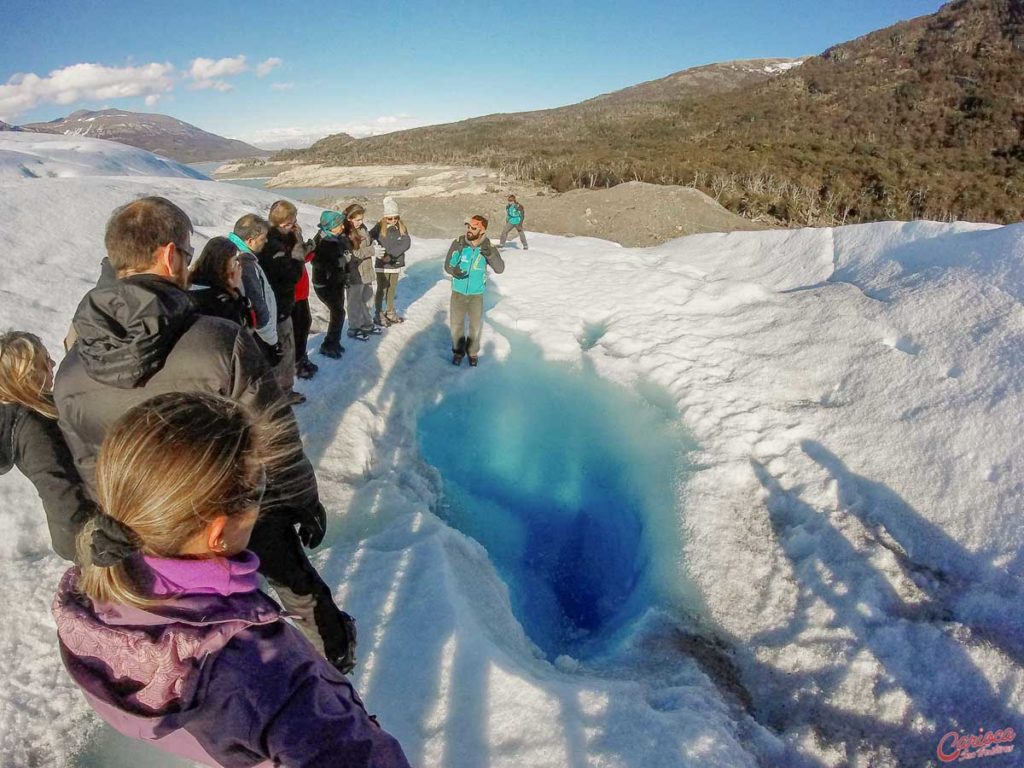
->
xmin=53 ymin=553 xmax=410 ymax=768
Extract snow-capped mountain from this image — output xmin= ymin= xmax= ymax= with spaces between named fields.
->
xmin=20 ymin=108 xmax=264 ymax=163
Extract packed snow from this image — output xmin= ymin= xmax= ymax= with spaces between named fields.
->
xmin=1 ymin=133 xmax=1022 ymax=768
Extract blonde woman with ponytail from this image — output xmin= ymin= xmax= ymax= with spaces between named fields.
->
xmin=0 ymin=331 xmax=94 ymax=560
xmin=53 ymin=392 xmax=410 ymax=768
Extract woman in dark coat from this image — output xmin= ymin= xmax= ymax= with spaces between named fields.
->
xmin=311 ymin=210 xmax=349 ymax=357
xmin=189 ymin=237 xmax=256 ymax=329
xmin=0 ymin=331 xmax=95 ymax=560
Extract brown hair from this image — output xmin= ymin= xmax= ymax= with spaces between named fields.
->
xmin=233 ymin=214 xmax=269 ymax=242
xmin=76 ymin=392 xmax=293 ymax=608
xmin=343 ymin=203 xmax=366 ymax=248
xmin=0 ymin=331 xmax=56 ymax=419
xmin=105 ymin=197 xmax=193 ymax=275
xmin=268 ymin=200 xmax=298 ymax=227
xmin=470 ymin=214 xmax=488 ymax=229
xmin=189 ymin=237 xmax=239 ymax=291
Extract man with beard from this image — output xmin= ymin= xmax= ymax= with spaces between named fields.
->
xmin=444 ymin=214 xmax=505 ymax=366
xmin=55 ymin=196 xmax=358 ymax=674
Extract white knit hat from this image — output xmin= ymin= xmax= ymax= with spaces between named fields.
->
xmin=383 ymin=196 xmax=400 ymax=217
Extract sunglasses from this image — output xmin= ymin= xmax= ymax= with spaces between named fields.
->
xmin=175 ymin=242 xmax=194 ymax=266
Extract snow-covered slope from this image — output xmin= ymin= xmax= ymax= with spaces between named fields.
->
xmin=1 ymin=134 xmax=1021 ymax=768
xmin=0 ymin=132 xmax=205 ymax=181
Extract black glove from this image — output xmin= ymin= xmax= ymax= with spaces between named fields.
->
xmin=327 ymin=611 xmax=358 ymax=675
xmin=298 ymin=501 xmax=327 ymax=548
xmin=257 ymin=336 xmax=284 ymax=366
xmin=450 ymin=267 xmax=469 ymax=279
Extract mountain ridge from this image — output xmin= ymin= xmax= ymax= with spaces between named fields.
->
xmin=20 ymin=109 xmax=264 ymax=163
xmin=279 ymin=0 xmax=1024 ymax=226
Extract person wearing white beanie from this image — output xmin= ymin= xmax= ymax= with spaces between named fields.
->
xmin=369 ymin=196 xmax=412 ymax=325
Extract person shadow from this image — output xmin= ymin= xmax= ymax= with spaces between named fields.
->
xmin=746 ymin=443 xmax=1022 ymax=766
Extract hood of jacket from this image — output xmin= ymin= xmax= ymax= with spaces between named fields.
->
xmin=71 ymin=274 xmax=198 ymax=389
xmin=53 ymin=564 xmax=280 ymax=716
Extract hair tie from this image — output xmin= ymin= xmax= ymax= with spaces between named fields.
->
xmin=91 ymin=513 xmax=141 ymax=567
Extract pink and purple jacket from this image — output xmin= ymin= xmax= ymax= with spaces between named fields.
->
xmin=53 ymin=552 xmax=410 ymax=768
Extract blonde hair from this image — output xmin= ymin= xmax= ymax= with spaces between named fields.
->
xmin=269 ymin=200 xmax=298 ymax=227
xmin=76 ymin=392 xmax=292 ymax=608
xmin=0 ymin=331 xmax=56 ymax=419
xmin=376 ymin=217 xmax=408 ymax=237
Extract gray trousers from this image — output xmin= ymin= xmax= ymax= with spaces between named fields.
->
xmin=347 ymin=282 xmax=375 ymax=331
xmin=450 ymin=292 xmax=484 ymax=356
xmin=272 ymin=317 xmax=296 ymax=395
xmin=500 ymin=222 xmax=527 ymax=247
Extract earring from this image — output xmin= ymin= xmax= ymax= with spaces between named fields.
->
xmin=215 ymin=539 xmax=227 ymax=552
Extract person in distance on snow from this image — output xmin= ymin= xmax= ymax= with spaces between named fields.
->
xmin=258 ymin=200 xmax=311 ymax=405
xmin=498 ymin=193 xmax=528 ymax=250
xmin=369 ymin=196 xmax=412 ymax=327
xmin=311 ymin=210 xmax=349 ymax=359
xmin=189 ymin=237 xmax=257 ymax=329
xmin=342 ymin=203 xmax=382 ymax=341
xmin=444 ymin=214 xmax=505 ymax=366
xmin=0 ymin=331 xmax=95 ymax=561
xmin=54 ymin=392 xmax=410 ymax=768
xmin=55 ymin=196 xmax=357 ymax=675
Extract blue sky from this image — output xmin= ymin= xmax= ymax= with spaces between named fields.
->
xmin=1 ymin=0 xmax=945 ymax=148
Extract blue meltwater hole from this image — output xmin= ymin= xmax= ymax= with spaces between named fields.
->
xmin=418 ymin=332 xmax=698 ymax=660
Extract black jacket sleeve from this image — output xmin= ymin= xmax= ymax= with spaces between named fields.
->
xmin=229 ymin=328 xmax=322 ymax=527
xmin=12 ymin=410 xmax=96 ymax=561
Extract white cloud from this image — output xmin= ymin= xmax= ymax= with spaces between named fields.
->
xmin=0 ymin=62 xmax=175 ymax=121
xmin=144 ymin=94 xmax=161 ymax=107
xmin=256 ymin=58 xmax=282 ymax=78
xmin=187 ymin=55 xmax=247 ymax=92
xmin=239 ymin=115 xmax=430 ymax=150
xmin=270 ymin=82 xmax=294 ymax=91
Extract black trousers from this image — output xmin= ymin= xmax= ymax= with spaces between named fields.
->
xmin=247 ymin=514 xmax=353 ymax=664
xmin=313 ymin=284 xmax=346 ymax=347
xmin=292 ymin=299 xmax=312 ymax=363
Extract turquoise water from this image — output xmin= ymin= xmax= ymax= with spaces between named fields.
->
xmin=418 ymin=330 xmax=697 ymax=659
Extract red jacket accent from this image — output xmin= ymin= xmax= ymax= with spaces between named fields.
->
xmin=295 ymin=250 xmax=314 ymax=301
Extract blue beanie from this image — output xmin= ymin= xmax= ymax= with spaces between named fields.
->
xmin=320 ymin=210 xmax=344 ymax=230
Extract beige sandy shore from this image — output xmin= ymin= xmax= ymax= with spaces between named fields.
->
xmin=214 ymin=162 xmax=766 ymax=247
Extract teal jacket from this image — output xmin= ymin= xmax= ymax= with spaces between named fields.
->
xmin=506 ymin=203 xmax=524 ymax=226
xmin=444 ymin=235 xmax=505 ymax=296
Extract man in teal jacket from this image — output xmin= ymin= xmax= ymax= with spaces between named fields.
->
xmin=444 ymin=215 xmax=505 ymax=366
xmin=499 ymin=194 xmax=528 ymax=250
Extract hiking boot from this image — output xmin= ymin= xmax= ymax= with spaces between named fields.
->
xmin=523 ymin=245 xmax=529 ymax=250
xmin=369 ymin=324 xmax=384 ymax=335
xmin=468 ymin=356 xmax=478 ymax=367
xmin=286 ymin=391 xmax=307 ymax=406
xmin=296 ymin=357 xmax=318 ymax=378
xmin=452 ymin=352 xmax=464 ymax=366
xmin=319 ymin=343 xmax=344 ymax=359
xmin=347 ymin=328 xmax=371 ymax=341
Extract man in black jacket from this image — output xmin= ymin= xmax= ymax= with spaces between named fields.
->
xmin=55 ymin=196 xmax=357 ymax=673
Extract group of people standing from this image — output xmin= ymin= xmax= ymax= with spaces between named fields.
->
xmin=0 ymin=195 xmax=413 ymax=767
xmin=310 ymin=198 xmax=411 ymax=357
xmin=0 ymin=189 xmax=524 ymax=766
